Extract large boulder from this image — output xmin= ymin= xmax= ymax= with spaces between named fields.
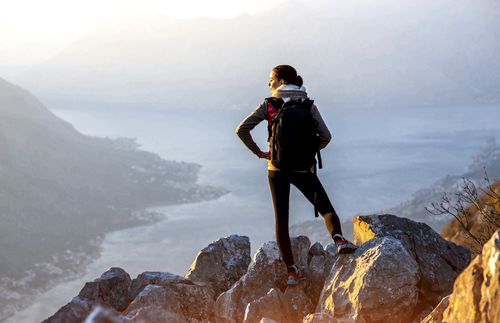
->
xmin=317 ymin=236 xmax=421 ymax=323
xmin=43 ymin=267 xmax=132 ymax=323
xmin=283 ymin=285 xmax=315 ymax=322
xmin=213 ymin=236 xmax=311 ymax=323
xmin=123 ymin=285 xmax=185 ymax=323
xmin=353 ymin=214 xmax=471 ymax=316
xmin=423 ymin=229 xmax=500 ymax=323
xmin=242 ymin=288 xmax=294 ymax=323
xmin=78 ymin=267 xmax=133 ymax=312
xmin=124 ymin=279 xmax=215 ymax=322
xmin=185 ymin=234 xmax=251 ymax=298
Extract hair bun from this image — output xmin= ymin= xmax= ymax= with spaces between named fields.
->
xmin=295 ymin=75 xmax=303 ymax=87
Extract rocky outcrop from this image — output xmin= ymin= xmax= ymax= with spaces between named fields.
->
xmin=45 ymin=215 xmax=485 ymax=323
xmin=43 ymin=267 xmax=132 ymax=323
xmin=213 ymin=235 xmax=336 ymax=323
xmin=318 ymin=236 xmax=421 ymax=323
xmin=353 ymin=214 xmax=471 ymax=318
xmin=185 ymin=234 xmax=251 ymax=297
xmin=213 ymin=240 xmax=289 ymax=323
xmin=423 ymin=229 xmax=500 ymax=323
xmin=78 ymin=268 xmax=132 ymax=312
xmin=123 ymin=284 xmax=190 ymax=322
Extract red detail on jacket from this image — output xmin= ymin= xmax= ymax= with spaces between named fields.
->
xmin=267 ymin=101 xmax=279 ymax=123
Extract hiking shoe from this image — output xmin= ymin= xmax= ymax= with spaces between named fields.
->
xmin=333 ymin=234 xmax=358 ymax=254
xmin=287 ymin=264 xmax=305 ymax=285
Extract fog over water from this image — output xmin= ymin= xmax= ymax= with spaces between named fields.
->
xmin=8 ymin=102 xmax=500 ymax=322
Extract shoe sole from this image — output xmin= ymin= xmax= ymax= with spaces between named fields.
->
xmin=338 ymin=246 xmax=358 ymax=254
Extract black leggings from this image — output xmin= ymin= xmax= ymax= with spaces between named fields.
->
xmin=268 ymin=170 xmax=342 ymax=267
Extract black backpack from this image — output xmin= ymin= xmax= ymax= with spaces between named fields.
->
xmin=266 ymin=97 xmax=323 ymax=171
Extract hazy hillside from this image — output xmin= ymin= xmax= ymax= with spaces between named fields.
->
xmin=291 ymin=138 xmax=500 ymax=245
xmin=17 ymin=0 xmax=500 ymax=111
xmin=384 ymin=138 xmax=500 ymax=230
xmin=0 ymin=77 xmax=227 ymax=319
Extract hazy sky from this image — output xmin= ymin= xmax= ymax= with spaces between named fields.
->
xmin=0 ymin=0 xmax=283 ymax=66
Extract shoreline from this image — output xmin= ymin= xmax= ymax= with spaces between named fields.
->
xmin=1 ymin=193 xmax=228 ymax=322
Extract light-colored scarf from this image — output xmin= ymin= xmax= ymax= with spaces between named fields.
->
xmin=273 ymin=84 xmax=308 ymax=102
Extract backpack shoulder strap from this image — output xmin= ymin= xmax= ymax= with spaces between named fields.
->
xmin=302 ymin=98 xmax=314 ymax=111
xmin=265 ymin=97 xmax=284 ymax=142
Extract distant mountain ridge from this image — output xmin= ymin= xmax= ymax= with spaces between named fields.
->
xmin=0 ymin=77 xmax=228 ymax=320
xmin=16 ymin=0 xmax=500 ymax=111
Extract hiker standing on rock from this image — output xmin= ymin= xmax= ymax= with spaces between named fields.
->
xmin=236 ymin=64 xmax=358 ymax=285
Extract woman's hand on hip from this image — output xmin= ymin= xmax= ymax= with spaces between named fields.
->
xmin=258 ymin=151 xmax=270 ymax=160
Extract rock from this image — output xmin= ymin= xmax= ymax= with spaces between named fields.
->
xmin=284 ymin=286 xmax=315 ymax=322
xmin=185 ymin=234 xmax=251 ymax=298
xmin=323 ymin=243 xmax=338 ymax=276
xmin=78 ymin=267 xmax=133 ymax=312
xmin=43 ymin=268 xmax=132 ymax=323
xmin=42 ymin=297 xmax=93 ymax=323
xmin=353 ymin=214 xmax=470 ymax=315
xmin=160 ymin=280 xmax=215 ymax=321
xmin=307 ymin=242 xmax=327 ymax=306
xmin=129 ymin=271 xmax=190 ymax=300
xmin=243 ymin=288 xmax=294 ymax=323
xmin=431 ymin=229 xmax=500 ymax=323
xmin=290 ymin=236 xmax=312 ymax=270
xmin=317 ymin=237 xmax=420 ymax=323
xmin=420 ymin=295 xmax=450 ymax=323
xmin=125 ymin=279 xmax=215 ymax=322
xmin=123 ymin=285 xmax=185 ymax=322
xmin=84 ymin=305 xmax=125 ymax=323
xmin=214 ymin=236 xmax=313 ymax=323
xmin=302 ymin=312 xmax=336 ymax=323
xmin=214 ymin=240 xmax=288 ymax=323
xmin=308 ymin=242 xmax=325 ymax=257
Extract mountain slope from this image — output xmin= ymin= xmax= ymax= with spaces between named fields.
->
xmin=0 ymin=77 xmax=227 ymax=319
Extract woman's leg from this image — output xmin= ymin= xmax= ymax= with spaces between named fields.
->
xmin=268 ymin=170 xmax=295 ymax=267
xmin=290 ymin=172 xmax=343 ymax=237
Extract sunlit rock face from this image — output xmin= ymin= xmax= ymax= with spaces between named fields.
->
xmin=185 ymin=234 xmax=251 ymax=297
xmin=424 ymin=230 xmax=500 ymax=323
xmin=317 ymin=236 xmax=420 ymax=323
xmin=44 ymin=216 xmax=489 ymax=323
xmin=353 ymin=214 xmax=471 ymax=318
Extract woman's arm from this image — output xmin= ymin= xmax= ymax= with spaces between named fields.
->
xmin=310 ymin=104 xmax=332 ymax=150
xmin=235 ymin=102 xmax=268 ymax=157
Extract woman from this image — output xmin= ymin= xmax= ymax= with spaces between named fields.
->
xmin=236 ymin=65 xmax=357 ymax=285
